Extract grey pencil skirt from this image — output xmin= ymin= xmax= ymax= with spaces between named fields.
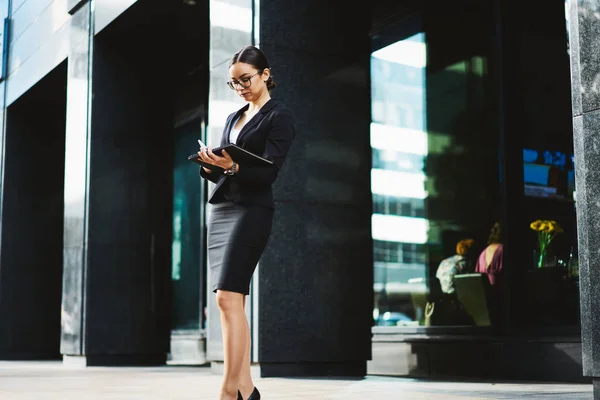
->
xmin=207 ymin=202 xmax=274 ymax=295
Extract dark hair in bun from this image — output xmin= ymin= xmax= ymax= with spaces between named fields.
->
xmin=230 ymin=45 xmax=277 ymax=91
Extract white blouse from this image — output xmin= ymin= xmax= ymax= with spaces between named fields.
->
xmin=229 ymin=115 xmax=242 ymax=144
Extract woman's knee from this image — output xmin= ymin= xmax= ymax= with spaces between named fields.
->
xmin=215 ymin=290 xmax=243 ymax=312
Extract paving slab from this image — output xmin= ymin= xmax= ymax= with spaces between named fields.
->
xmin=0 ymin=362 xmax=593 ymax=399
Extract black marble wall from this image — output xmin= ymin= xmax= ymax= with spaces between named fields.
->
xmin=567 ymin=0 xmax=600 ymax=395
xmin=60 ymin=0 xmax=175 ymax=365
xmin=0 ymin=62 xmax=67 ymax=359
xmin=258 ymin=0 xmax=373 ymax=377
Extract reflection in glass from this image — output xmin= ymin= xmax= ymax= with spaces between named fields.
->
xmin=513 ymin=0 xmax=579 ymax=328
xmin=371 ymin=29 xmax=500 ymax=328
xmin=171 ymin=116 xmax=204 ymax=331
xmin=371 ymin=33 xmax=428 ymax=327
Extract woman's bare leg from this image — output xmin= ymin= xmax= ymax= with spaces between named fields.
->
xmin=238 ymin=296 xmax=255 ymax=399
xmin=216 ymin=290 xmax=246 ymax=400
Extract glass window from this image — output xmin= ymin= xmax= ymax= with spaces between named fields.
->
xmin=511 ymin=0 xmax=579 ymax=329
xmin=371 ymin=4 xmax=502 ymax=328
xmin=171 ymin=116 xmax=206 ymax=331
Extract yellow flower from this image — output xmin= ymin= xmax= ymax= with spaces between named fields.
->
xmin=552 ymin=224 xmax=563 ymax=233
xmin=530 ymin=220 xmax=543 ymax=231
xmin=547 ymin=220 xmax=563 ymax=233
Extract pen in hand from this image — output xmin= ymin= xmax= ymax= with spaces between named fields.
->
xmin=198 ymin=139 xmax=212 ymax=173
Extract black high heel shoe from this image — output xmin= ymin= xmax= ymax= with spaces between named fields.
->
xmin=238 ymin=387 xmax=260 ymax=400
xmin=248 ymin=387 xmax=260 ymax=400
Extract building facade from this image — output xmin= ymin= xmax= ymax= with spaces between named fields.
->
xmin=0 ymin=0 xmax=595 ymax=385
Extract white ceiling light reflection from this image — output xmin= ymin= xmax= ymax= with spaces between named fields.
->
xmin=370 ymin=122 xmax=428 ymax=155
xmin=371 ymin=169 xmax=427 ymax=199
xmin=372 ymin=214 xmax=429 ymax=244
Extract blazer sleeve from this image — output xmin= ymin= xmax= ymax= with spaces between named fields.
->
xmin=234 ymin=108 xmax=296 ymax=187
xmin=199 ymin=166 xmax=221 ymax=183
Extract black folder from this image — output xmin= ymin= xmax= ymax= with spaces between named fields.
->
xmin=187 ymin=155 xmax=225 ymax=173
xmin=188 ymin=144 xmax=273 ymax=170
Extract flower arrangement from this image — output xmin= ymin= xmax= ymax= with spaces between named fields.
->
xmin=530 ymin=219 xmax=563 ymax=268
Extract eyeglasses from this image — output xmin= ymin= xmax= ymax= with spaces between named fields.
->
xmin=226 ymin=73 xmax=259 ymax=90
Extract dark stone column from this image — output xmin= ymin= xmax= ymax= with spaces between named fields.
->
xmin=257 ymin=1 xmax=373 ymax=377
xmin=0 ymin=0 xmax=66 ymax=358
xmin=61 ymin=0 xmax=174 ymax=365
xmin=567 ymin=0 xmax=600 ymax=394
xmin=0 ymin=64 xmax=66 ymax=360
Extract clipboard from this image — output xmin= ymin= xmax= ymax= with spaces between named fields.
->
xmin=188 ymin=144 xmax=273 ymax=167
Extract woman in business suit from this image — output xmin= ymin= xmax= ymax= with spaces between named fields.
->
xmin=197 ymin=46 xmax=296 ymax=400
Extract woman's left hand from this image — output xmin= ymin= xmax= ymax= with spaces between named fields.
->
xmin=198 ymin=147 xmax=234 ymax=170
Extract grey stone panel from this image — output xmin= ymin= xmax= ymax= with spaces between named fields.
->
xmin=568 ymin=0 xmax=582 ymax=116
xmin=577 ymin=0 xmax=600 ymax=113
xmin=573 ymin=108 xmax=600 ymax=378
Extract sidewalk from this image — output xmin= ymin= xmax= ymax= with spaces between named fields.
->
xmin=0 ymin=361 xmax=593 ymax=399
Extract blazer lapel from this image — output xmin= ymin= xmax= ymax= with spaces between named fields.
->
xmin=236 ymin=99 xmax=279 ymax=144
xmin=235 ymin=112 xmax=264 ymax=144
xmin=221 ymin=105 xmax=248 ymax=146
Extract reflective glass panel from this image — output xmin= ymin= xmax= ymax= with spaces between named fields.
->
xmin=171 ymin=116 xmax=205 ymax=330
xmin=371 ymin=6 xmax=502 ymax=328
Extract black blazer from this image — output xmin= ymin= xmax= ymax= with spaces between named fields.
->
xmin=200 ymin=98 xmax=296 ymax=208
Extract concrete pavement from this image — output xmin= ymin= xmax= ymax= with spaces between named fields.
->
xmin=0 ymin=362 xmax=593 ymax=399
